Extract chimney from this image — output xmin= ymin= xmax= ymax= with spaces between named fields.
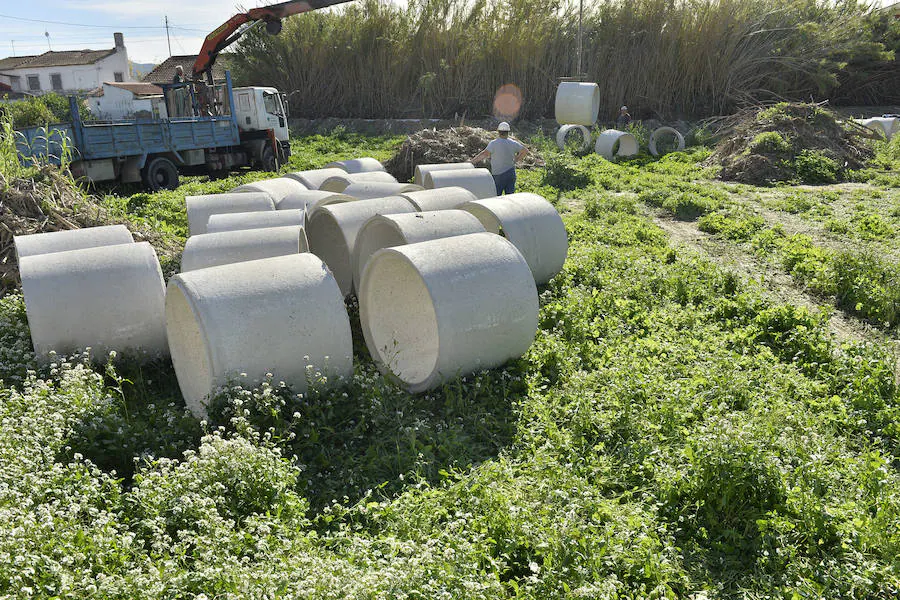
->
xmin=114 ymin=32 xmax=124 ymax=50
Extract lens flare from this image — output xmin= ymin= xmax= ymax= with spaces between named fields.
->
xmin=493 ymin=84 xmax=523 ymax=120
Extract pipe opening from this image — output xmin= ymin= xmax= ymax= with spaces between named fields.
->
xmin=360 ymin=251 xmax=439 ymax=387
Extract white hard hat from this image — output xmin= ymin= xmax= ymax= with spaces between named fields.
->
xmin=620 ymin=105 xmax=628 ymax=111
xmin=498 ymin=121 xmax=511 ymax=132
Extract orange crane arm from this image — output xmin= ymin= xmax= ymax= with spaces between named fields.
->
xmin=192 ymin=0 xmax=353 ymax=82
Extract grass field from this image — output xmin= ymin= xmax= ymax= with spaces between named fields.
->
xmin=0 ymin=131 xmax=898 ymax=598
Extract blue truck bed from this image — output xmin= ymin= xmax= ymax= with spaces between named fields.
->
xmin=15 ymin=72 xmax=241 ymax=167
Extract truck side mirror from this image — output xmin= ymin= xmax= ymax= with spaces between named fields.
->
xmin=281 ymin=93 xmax=290 ymax=118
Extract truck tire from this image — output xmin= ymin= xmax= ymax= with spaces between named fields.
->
xmin=142 ymin=156 xmax=180 ymax=191
xmin=261 ymin=146 xmax=279 ymax=172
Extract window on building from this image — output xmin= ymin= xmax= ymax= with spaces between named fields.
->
xmin=50 ymin=74 xmax=63 ymax=91
xmin=27 ymin=75 xmax=40 ymax=91
xmin=9 ymin=76 xmax=21 ymax=91
xmin=114 ymin=72 xmax=124 ymax=82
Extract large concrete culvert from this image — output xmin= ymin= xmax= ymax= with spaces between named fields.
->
xmin=352 ymin=210 xmax=486 ymax=292
xmin=231 ymin=177 xmax=308 ymax=202
xmin=359 ymin=232 xmax=538 ymax=393
xmin=306 ymin=196 xmax=418 ymax=296
xmin=398 ymin=187 xmax=477 ymax=212
xmin=14 ymin=225 xmax=134 ymax=260
xmin=19 ymin=242 xmax=168 ymax=360
xmin=413 ymin=162 xmax=475 ymax=187
xmin=325 ymin=157 xmax=386 ymax=174
xmin=206 ymin=209 xmax=305 ymax=234
xmin=185 ymin=192 xmax=275 ymax=236
xmin=424 ymin=168 xmax=496 ymax=199
xmin=180 ymin=226 xmax=308 ymax=273
xmin=554 ymin=82 xmax=600 ymax=126
xmin=166 ymin=253 xmax=353 ymax=418
xmin=595 ymin=129 xmax=639 ymax=160
xmin=460 ymin=193 xmax=568 ymax=284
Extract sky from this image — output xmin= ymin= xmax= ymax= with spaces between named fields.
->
xmin=0 ymin=0 xmax=896 ymax=65
xmin=0 ymin=0 xmax=363 ymax=64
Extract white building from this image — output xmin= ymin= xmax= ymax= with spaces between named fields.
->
xmin=0 ymin=33 xmax=132 ymax=96
xmin=88 ymin=81 xmax=168 ymax=121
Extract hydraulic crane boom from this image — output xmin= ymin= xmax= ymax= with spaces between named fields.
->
xmin=193 ymin=0 xmax=354 ymax=82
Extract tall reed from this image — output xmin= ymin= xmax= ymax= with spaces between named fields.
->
xmin=231 ymin=0 xmax=889 ymax=120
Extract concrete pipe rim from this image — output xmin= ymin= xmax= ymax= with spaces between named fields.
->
xmin=649 ymin=126 xmax=686 ymax=157
xmin=556 ymin=124 xmax=592 ymax=152
xmin=166 ymin=277 xmax=217 ymax=416
xmin=359 ymin=247 xmax=441 ymax=392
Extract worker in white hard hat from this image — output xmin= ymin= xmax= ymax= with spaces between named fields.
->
xmin=471 ymin=121 xmax=528 ymax=195
xmin=616 ymin=105 xmax=632 ymax=129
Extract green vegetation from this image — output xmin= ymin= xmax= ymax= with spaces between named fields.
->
xmin=0 ymin=93 xmax=90 ymax=128
xmin=1 ymin=131 xmax=900 ymax=598
xmin=231 ymin=0 xmax=898 ymax=119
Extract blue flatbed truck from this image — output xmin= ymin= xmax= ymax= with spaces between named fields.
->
xmin=14 ymin=72 xmax=291 ymax=191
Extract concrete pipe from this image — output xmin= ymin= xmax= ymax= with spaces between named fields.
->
xmin=399 ymin=187 xmax=478 ymax=212
xmin=231 ymin=177 xmax=308 ymax=203
xmin=460 ymin=193 xmax=568 ymax=285
xmin=325 ymin=157 xmax=385 ymax=174
xmin=352 ymin=210 xmax=486 ymax=292
xmin=424 ymin=168 xmax=496 ymax=199
xmin=284 ymin=168 xmax=348 ymax=190
xmin=186 ymin=192 xmax=275 ymax=236
xmin=14 ymin=225 xmax=133 ymax=260
xmin=854 ymin=117 xmax=898 ymax=141
xmin=319 ymin=171 xmax=399 ymax=193
xmin=166 ymin=253 xmax=353 ymax=418
xmin=20 ymin=242 xmax=167 ymax=360
xmin=181 ymin=226 xmax=307 ymax=273
xmin=414 ymin=162 xmax=474 ymax=187
xmin=555 ymin=125 xmax=591 ymax=152
xmin=649 ymin=126 xmax=686 ymax=157
xmin=595 ymin=129 xmax=639 ymax=160
xmin=359 ymin=232 xmax=538 ymax=393
xmin=554 ymin=82 xmax=600 ymax=126
xmin=340 ymin=182 xmax=423 ymax=200
xmin=276 ymin=190 xmax=355 ymax=215
xmin=206 ymin=209 xmax=306 ymax=234
xmin=306 ymin=196 xmax=418 ymax=296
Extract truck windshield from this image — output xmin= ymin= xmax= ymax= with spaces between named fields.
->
xmin=263 ymin=92 xmax=281 ymax=116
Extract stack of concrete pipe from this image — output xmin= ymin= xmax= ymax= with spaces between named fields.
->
xmin=555 ymin=82 xmax=599 ymax=152
xmin=15 ymin=225 xmax=169 ymax=361
xmin=15 ymin=161 xmax=569 ymax=418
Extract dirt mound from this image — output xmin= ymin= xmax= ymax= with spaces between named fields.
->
xmin=384 ymin=126 xmax=544 ymax=183
xmin=1 ymin=168 xmax=176 ymax=295
xmin=707 ymin=103 xmax=874 ymax=185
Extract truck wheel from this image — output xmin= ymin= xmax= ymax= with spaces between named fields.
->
xmin=142 ymin=157 xmax=180 ymax=191
xmin=261 ymin=146 xmax=279 ymax=172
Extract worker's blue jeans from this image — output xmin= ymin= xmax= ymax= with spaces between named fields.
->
xmin=492 ymin=168 xmax=516 ymax=195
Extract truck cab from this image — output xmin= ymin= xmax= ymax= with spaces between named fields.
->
xmin=232 ymin=86 xmax=291 ymax=163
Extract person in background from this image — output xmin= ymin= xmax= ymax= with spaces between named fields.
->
xmin=471 ymin=121 xmax=528 ymax=195
xmin=171 ymin=65 xmax=193 ymax=117
xmin=617 ymin=105 xmax=632 ymax=129
xmin=172 ymin=65 xmax=186 ymax=84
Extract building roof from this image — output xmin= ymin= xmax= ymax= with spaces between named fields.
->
xmin=0 ymin=48 xmax=117 ymax=70
xmin=0 ymin=55 xmax=36 ymax=71
xmin=142 ymin=55 xmax=227 ymax=84
xmin=103 ymin=81 xmax=164 ymax=96
xmin=24 ymin=49 xmax=117 ymax=68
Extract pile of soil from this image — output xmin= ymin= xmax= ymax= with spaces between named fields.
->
xmin=384 ymin=126 xmax=544 ymax=183
xmin=707 ymin=103 xmax=874 ymax=185
xmin=0 ymin=168 xmax=175 ymax=296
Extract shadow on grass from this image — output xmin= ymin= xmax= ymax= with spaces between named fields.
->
xmin=59 ymin=359 xmax=202 ymax=486
xmin=60 ymin=299 xmax=522 ymax=511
